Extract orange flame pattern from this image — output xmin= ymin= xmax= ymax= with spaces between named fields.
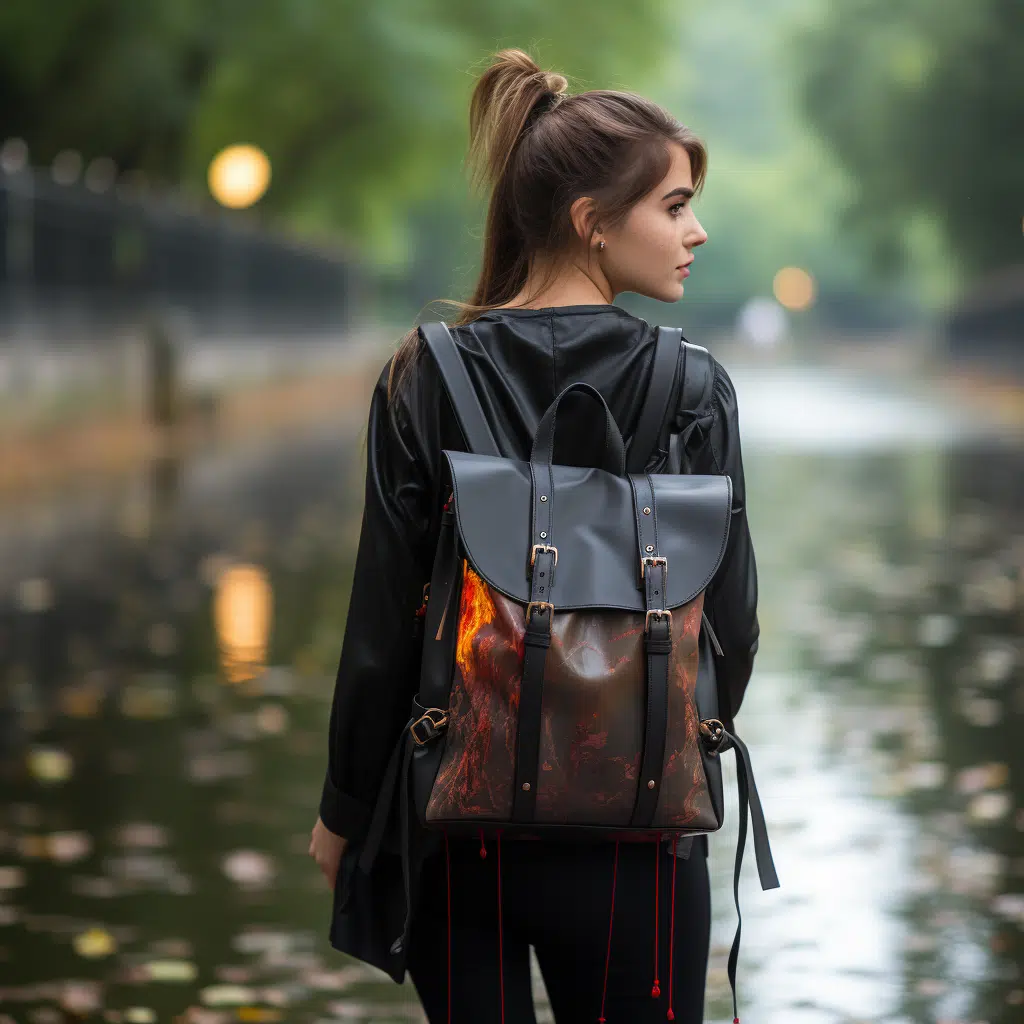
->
xmin=455 ymin=559 xmax=497 ymax=677
xmin=424 ymin=559 xmax=715 ymax=831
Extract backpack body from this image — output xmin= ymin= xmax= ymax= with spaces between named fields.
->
xmin=411 ymin=449 xmax=731 ymax=839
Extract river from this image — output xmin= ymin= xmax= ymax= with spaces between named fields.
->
xmin=0 ymin=356 xmax=1020 ymax=1024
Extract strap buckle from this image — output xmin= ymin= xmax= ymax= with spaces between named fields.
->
xmin=644 ymin=608 xmax=672 ymax=633
xmin=409 ymin=708 xmax=449 ymax=746
xmin=526 ymin=600 xmax=554 ymax=622
xmin=641 ymin=555 xmax=668 ymax=580
xmin=530 ymin=544 xmax=558 ymax=568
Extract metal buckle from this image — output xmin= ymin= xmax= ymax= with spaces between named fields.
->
xmin=409 ymin=708 xmax=449 ymax=746
xmin=526 ymin=600 xmax=554 ymax=622
xmin=699 ymin=718 xmax=726 ymax=756
xmin=641 ymin=555 xmax=668 ymax=580
xmin=644 ymin=608 xmax=672 ymax=632
xmin=530 ymin=544 xmax=558 ymax=568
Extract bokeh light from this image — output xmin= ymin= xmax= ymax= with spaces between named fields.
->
xmin=208 ymin=144 xmax=271 ymax=209
xmin=773 ymin=266 xmax=816 ymax=311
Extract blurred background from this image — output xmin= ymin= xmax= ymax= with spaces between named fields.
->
xmin=0 ymin=1 xmax=1021 ymax=1023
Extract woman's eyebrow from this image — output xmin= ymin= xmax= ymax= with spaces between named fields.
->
xmin=662 ymin=186 xmax=694 ymax=200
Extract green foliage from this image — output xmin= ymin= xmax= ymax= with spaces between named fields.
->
xmin=0 ymin=0 xmax=675 ymax=268
xmin=794 ymin=0 xmax=1024 ymax=282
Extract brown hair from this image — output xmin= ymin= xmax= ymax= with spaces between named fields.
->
xmin=386 ymin=47 xmax=707 ymax=407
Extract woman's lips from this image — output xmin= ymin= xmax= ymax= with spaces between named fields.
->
xmin=677 ymin=265 xmax=691 ymax=277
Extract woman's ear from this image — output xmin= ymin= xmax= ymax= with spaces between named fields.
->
xmin=568 ymin=195 xmax=599 ymax=247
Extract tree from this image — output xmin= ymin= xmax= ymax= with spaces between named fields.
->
xmin=794 ymin=0 xmax=1023 ymax=284
xmin=0 ymin=1 xmax=677 ymax=268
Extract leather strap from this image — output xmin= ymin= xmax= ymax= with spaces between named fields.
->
xmin=513 ymin=459 xmax=557 ymax=821
xmin=721 ymin=725 xmax=781 ymax=1021
xmin=627 ymin=326 xmax=683 ymax=473
xmin=530 ymin=381 xmax=625 ymax=475
xmin=358 ymin=714 xmax=416 ymax=878
xmin=528 ymin=460 xmax=556 ymax=570
xmin=701 ymin=610 xmax=724 ymax=656
xmin=628 ymin=472 xmax=671 ymax=827
xmin=679 ymin=340 xmax=713 ymax=419
xmin=419 ymin=321 xmax=501 ymax=457
xmin=513 ymin=545 xmax=553 ymax=821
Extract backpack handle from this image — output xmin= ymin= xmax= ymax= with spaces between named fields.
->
xmin=530 ymin=381 xmax=626 ymax=475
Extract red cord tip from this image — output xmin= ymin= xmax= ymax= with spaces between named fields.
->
xmin=598 ymin=1018 xmax=606 ymax=1023
xmin=734 ymin=1018 xmax=740 ymax=1023
xmin=651 ymin=983 xmax=661 ymax=998
xmin=667 ymin=1010 xmax=675 ymax=1021
xmin=479 ymin=847 xmax=487 ymax=859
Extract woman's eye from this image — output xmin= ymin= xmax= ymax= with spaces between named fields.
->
xmin=669 ymin=202 xmax=687 ymax=215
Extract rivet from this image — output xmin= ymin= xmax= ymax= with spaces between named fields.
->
xmin=540 ymin=532 xmax=547 ymax=539
xmin=539 ymin=495 xmax=547 ymax=502
xmin=647 ymin=780 xmax=656 ymax=790
xmin=522 ymin=782 xmax=531 ymax=792
xmin=643 ymin=507 xmax=651 ymax=515
xmin=645 ymin=544 xmax=654 ymax=553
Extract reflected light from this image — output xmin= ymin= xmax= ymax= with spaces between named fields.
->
xmin=208 ymin=144 xmax=271 ymax=209
xmin=213 ymin=563 xmax=273 ymax=683
xmin=773 ymin=266 xmax=816 ymax=311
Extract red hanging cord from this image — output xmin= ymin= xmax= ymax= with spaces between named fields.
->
xmin=479 ymin=827 xmax=487 ymax=859
xmin=667 ymin=836 xmax=678 ymax=1021
xmin=598 ymin=839 xmax=620 ymax=1024
xmin=652 ymin=834 xmax=662 ymax=998
xmin=444 ymin=831 xmax=452 ymax=1024
xmin=496 ymin=830 xmax=505 ymax=1024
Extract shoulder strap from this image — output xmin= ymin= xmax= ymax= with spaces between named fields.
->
xmin=419 ymin=321 xmax=501 ymax=458
xmin=679 ymin=340 xmax=714 ymax=416
xmin=626 ymin=325 xmax=683 ymax=473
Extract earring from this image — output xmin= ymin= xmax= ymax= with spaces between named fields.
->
xmin=598 ymin=240 xmax=606 ymax=251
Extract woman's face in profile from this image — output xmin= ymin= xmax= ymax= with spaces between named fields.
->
xmin=601 ymin=142 xmax=708 ymax=303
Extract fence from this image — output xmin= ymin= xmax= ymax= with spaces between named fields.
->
xmin=0 ymin=165 xmax=363 ymax=340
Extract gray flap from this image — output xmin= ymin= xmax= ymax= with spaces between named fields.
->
xmin=445 ymin=451 xmax=732 ymax=612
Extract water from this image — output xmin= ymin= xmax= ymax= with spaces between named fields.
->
xmin=0 ymin=360 xmax=1020 ymax=1023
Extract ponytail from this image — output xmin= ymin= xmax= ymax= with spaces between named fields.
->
xmin=387 ymin=47 xmax=706 ymax=408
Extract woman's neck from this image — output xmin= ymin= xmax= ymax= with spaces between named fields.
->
xmin=501 ymin=257 xmax=614 ymax=309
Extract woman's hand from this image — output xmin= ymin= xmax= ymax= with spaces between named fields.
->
xmin=309 ymin=816 xmax=348 ymax=890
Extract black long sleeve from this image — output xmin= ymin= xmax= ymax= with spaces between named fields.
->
xmin=677 ymin=359 xmax=760 ymax=731
xmin=318 ymin=359 xmax=434 ymax=841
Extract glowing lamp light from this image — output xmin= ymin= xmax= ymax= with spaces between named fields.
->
xmin=208 ymin=144 xmax=271 ymax=209
xmin=213 ymin=563 xmax=273 ymax=684
xmin=772 ymin=266 xmax=816 ymax=311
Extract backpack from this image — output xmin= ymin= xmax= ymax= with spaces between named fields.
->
xmin=358 ymin=320 xmax=779 ymax=1023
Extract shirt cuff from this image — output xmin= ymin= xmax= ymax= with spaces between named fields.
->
xmin=318 ymin=772 xmax=372 ymax=844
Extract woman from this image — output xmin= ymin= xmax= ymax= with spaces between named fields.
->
xmin=309 ymin=48 xmax=760 ymax=1024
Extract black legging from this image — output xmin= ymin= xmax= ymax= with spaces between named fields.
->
xmin=407 ymin=833 xmax=711 ymax=1024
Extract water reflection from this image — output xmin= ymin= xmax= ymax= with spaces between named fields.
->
xmin=0 ymin=367 xmax=1020 ymax=1023
xmin=714 ymin=437 xmax=1021 ymax=1024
